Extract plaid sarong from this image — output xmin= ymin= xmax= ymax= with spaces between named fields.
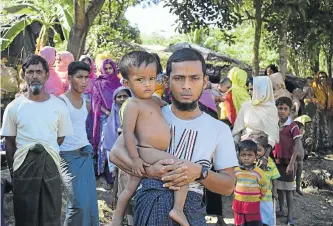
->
xmin=134 ymin=178 xmax=207 ymax=226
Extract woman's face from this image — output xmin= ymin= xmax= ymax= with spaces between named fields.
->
xmin=104 ymin=63 xmax=114 ymax=75
xmin=55 ymin=54 xmax=61 ymax=66
xmin=266 ymin=67 xmax=274 ymax=76
xmin=115 ymin=90 xmax=130 ymax=106
xmin=318 ymin=73 xmax=327 ymax=85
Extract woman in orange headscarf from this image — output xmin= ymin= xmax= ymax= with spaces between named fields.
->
xmin=310 ymin=71 xmax=333 ymax=152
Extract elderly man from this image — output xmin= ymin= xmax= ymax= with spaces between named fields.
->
xmin=1 ymin=54 xmax=72 ymax=225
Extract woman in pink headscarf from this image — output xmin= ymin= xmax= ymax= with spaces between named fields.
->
xmin=55 ymin=51 xmax=74 ymax=91
xmin=91 ymin=58 xmax=121 ymax=177
xmin=39 ymin=46 xmax=64 ymax=96
xmin=79 ymin=55 xmax=97 ymax=101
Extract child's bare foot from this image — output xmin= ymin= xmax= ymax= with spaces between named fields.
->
xmin=296 ymin=188 xmax=304 ymax=196
xmin=276 ymin=210 xmax=287 ymax=217
xmin=169 ymin=208 xmax=190 ymax=226
xmin=111 ymin=215 xmax=123 ymax=226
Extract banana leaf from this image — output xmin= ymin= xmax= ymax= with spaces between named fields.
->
xmin=0 ymin=17 xmax=34 ymax=51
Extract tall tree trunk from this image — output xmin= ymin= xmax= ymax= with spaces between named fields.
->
xmin=327 ymin=51 xmax=332 ymax=78
xmin=67 ymin=0 xmax=105 ymax=59
xmin=278 ymin=11 xmax=290 ymax=78
xmin=311 ymin=49 xmax=320 ymax=74
xmin=252 ymin=0 xmax=262 ymax=76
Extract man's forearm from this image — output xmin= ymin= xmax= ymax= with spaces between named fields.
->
xmin=201 ymin=168 xmax=236 ymax=196
xmin=5 ymin=140 xmax=16 ymax=177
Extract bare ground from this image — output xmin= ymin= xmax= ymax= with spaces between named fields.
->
xmin=2 ymin=153 xmax=333 ymax=226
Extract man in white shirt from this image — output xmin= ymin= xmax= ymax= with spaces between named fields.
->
xmin=1 ymin=55 xmax=73 ymax=225
xmin=110 ymin=48 xmax=238 ymax=225
xmin=59 ymin=61 xmax=99 ymax=226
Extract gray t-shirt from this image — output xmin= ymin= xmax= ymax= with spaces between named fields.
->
xmin=162 ymin=105 xmax=238 ymax=194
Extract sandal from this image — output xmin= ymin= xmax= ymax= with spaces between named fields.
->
xmin=287 ymin=220 xmax=295 ymax=226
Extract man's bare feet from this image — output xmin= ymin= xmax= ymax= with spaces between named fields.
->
xmin=169 ymin=208 xmax=190 ymax=226
xmin=296 ymin=188 xmax=304 ymax=196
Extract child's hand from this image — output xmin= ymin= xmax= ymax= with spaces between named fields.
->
xmin=273 ymin=190 xmax=278 ymax=199
xmin=286 ymin=163 xmax=294 ymax=176
xmin=132 ymin=157 xmax=150 ymax=177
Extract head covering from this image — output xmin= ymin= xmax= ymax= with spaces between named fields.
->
xmin=313 ymin=73 xmax=333 ymax=110
xmin=227 ymin=67 xmax=250 ymax=113
xmin=79 ymin=55 xmax=97 ymax=94
xmin=91 ymin=58 xmax=121 ymax=149
xmin=233 ymin=76 xmax=279 ymax=146
xmin=95 ymin=53 xmax=113 ymax=75
xmin=102 ymin=86 xmax=131 ymax=150
xmin=294 ymin=115 xmax=311 ymax=126
xmin=55 ymin=51 xmax=74 ymax=91
xmin=39 ymin=46 xmax=64 ymax=96
xmin=269 ymin=72 xmax=292 ymax=100
xmin=199 ymin=89 xmax=217 ymax=112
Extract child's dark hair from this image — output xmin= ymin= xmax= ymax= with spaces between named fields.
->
xmin=219 ymin=77 xmax=231 ymax=85
xmin=306 ymin=76 xmax=313 ymax=81
xmin=251 ymin=136 xmax=269 ymax=148
xmin=264 ymin=64 xmax=279 ymax=75
xmin=68 ymin=61 xmax=90 ymax=76
xmin=295 ymin=121 xmax=304 ymax=130
xmin=238 ymin=140 xmax=258 ymax=155
xmin=118 ymin=51 xmax=158 ymax=80
xmin=276 ymin=96 xmax=293 ymax=109
xmin=246 ymin=77 xmax=253 ymax=87
xmin=152 ymin=53 xmax=163 ymax=75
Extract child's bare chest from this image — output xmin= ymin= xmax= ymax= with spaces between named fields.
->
xmin=135 ymin=103 xmax=170 ymax=150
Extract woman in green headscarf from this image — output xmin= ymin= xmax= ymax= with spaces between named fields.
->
xmin=224 ymin=67 xmax=251 ymax=125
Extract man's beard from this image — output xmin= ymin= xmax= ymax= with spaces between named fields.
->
xmin=30 ymin=84 xmax=43 ymax=96
xmin=170 ymin=90 xmax=202 ymax=112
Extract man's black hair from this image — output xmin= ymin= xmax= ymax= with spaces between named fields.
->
xmin=118 ymin=51 xmax=158 ymax=80
xmin=166 ymin=48 xmax=206 ymax=77
xmin=68 ymin=61 xmax=90 ymax=76
xmin=264 ymin=64 xmax=279 ymax=75
xmin=276 ymin=96 xmax=293 ymax=109
xmin=22 ymin=54 xmax=49 ymax=74
xmin=306 ymin=76 xmax=314 ymax=80
xmin=219 ymin=77 xmax=231 ymax=85
xmin=238 ymin=140 xmax=258 ymax=155
xmin=152 ymin=53 xmax=163 ymax=75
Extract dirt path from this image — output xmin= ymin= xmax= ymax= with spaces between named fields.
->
xmin=2 ymin=153 xmax=333 ymax=226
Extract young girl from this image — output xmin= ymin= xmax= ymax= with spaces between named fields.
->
xmin=253 ymin=136 xmax=280 ymax=226
xmin=233 ymin=140 xmax=268 ymax=226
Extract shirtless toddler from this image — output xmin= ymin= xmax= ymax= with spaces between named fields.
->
xmin=111 ymin=51 xmax=189 ymax=226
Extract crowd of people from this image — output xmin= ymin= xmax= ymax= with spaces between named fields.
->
xmin=0 ymin=46 xmax=333 ymax=226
